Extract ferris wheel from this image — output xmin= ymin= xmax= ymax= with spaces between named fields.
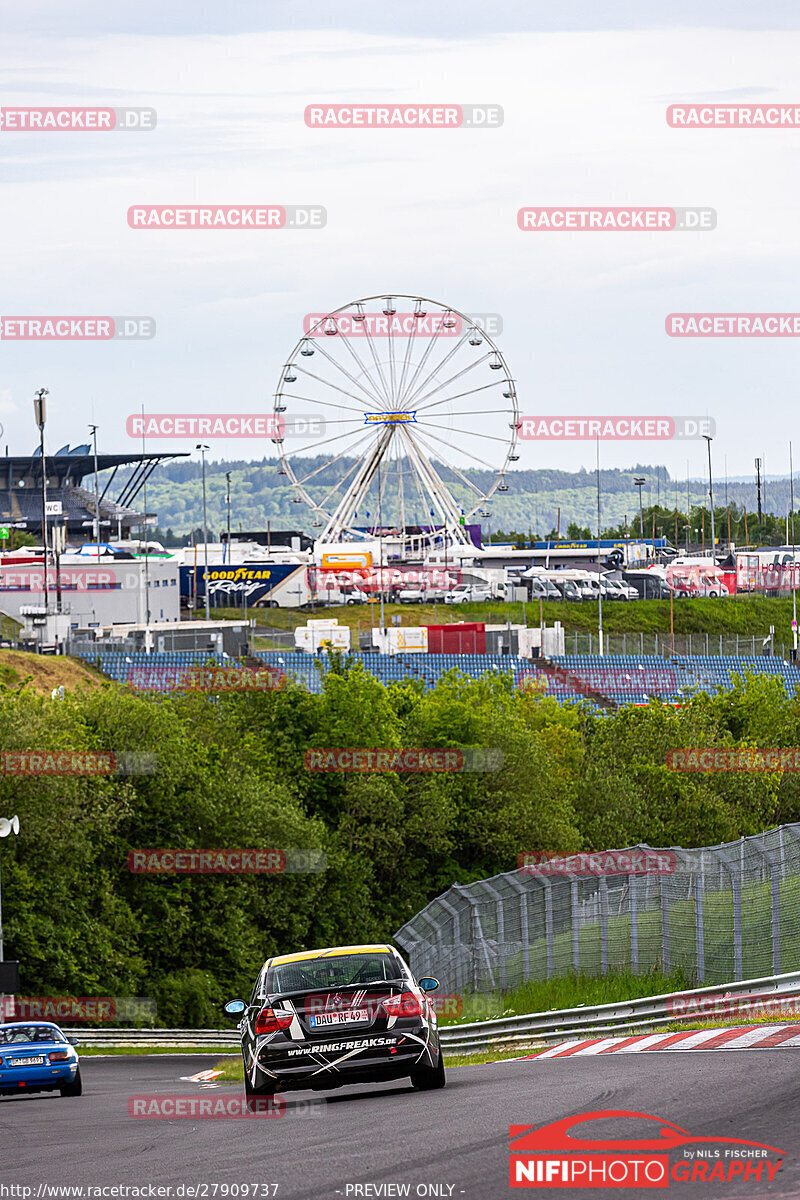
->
xmin=273 ymin=294 xmax=519 ymax=551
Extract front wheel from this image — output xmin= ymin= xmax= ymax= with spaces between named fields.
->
xmin=410 ymin=1049 xmax=446 ymax=1091
xmin=60 ymin=1067 xmax=82 ymax=1097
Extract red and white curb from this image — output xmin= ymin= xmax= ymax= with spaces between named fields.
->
xmin=528 ymin=1025 xmax=800 ymax=1057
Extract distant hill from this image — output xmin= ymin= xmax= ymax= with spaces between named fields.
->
xmin=123 ymin=456 xmax=793 ymax=539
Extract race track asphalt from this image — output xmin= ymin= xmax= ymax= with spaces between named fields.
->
xmin=1 ymin=1052 xmax=799 ymax=1199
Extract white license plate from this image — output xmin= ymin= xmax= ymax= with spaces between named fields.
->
xmin=11 ymin=1056 xmax=44 ymax=1066
xmin=309 ymin=1009 xmax=369 ymax=1027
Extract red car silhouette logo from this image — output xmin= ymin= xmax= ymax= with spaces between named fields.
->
xmin=510 ymin=1109 xmax=784 ymax=1155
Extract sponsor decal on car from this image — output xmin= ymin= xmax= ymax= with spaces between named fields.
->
xmin=287 ymin=1036 xmax=398 ymax=1056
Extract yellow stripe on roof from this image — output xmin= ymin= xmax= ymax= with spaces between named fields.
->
xmin=269 ymin=944 xmax=392 ymax=966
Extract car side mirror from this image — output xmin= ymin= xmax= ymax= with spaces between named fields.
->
xmin=418 ymin=977 xmax=440 ymax=993
xmin=67 ymin=1036 xmax=79 ymax=1046
xmin=224 ymin=999 xmax=246 ymax=1015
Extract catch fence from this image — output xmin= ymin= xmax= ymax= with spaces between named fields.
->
xmin=567 ymin=631 xmax=783 ymax=658
xmin=395 ymin=823 xmax=800 ymax=993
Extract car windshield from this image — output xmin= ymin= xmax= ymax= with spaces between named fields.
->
xmin=266 ymin=952 xmax=404 ymax=994
xmin=0 ymin=1025 xmax=65 ymax=1044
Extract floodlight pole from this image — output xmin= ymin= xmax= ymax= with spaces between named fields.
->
xmin=225 ymin=472 xmax=232 ymax=564
xmin=89 ymin=424 xmax=101 ymax=559
xmin=634 ymin=476 xmax=646 ymax=562
xmin=791 ymin=442 xmax=797 ymax=662
xmin=34 ymin=389 xmax=49 ymax=613
xmin=703 ymin=434 xmax=716 ymax=559
xmin=596 ymin=437 xmax=603 ymax=656
xmin=196 ymin=445 xmax=211 ymax=621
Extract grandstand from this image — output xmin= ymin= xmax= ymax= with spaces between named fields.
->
xmin=0 ymin=445 xmax=187 ymax=540
xmin=73 ymin=648 xmax=800 ymax=705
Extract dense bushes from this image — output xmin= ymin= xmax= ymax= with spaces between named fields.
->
xmin=0 ymin=662 xmax=796 ymax=1023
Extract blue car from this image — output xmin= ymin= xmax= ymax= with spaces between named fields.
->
xmin=0 ymin=1022 xmax=82 ymax=1098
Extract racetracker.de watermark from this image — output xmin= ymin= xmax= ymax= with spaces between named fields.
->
xmin=0 ymin=751 xmax=157 ymax=776
xmin=0 ymin=566 xmax=147 ymax=592
xmin=667 ymin=748 xmax=800 ymax=772
xmin=128 ymin=1095 xmax=323 ymax=1118
xmin=517 ymin=416 xmax=714 ymax=440
xmin=127 ymin=665 xmax=286 ymax=693
xmin=303 ymin=312 xmax=503 ymax=337
xmin=667 ymin=104 xmax=800 ymax=127
xmin=304 ymin=104 xmax=502 ymax=128
xmin=1 ymin=316 xmax=155 ymax=340
xmin=127 ymin=848 xmax=326 ymax=874
xmin=127 ymin=206 xmax=326 ymax=229
xmin=0 ymin=107 xmax=156 ymax=131
xmin=518 ymin=850 xmax=677 ymax=875
xmin=667 ymin=989 xmax=800 ymax=1019
xmin=667 ymin=313 xmax=800 ymax=336
xmin=1 ymin=996 xmax=156 ymax=1023
xmin=518 ymin=206 xmax=715 ymax=231
xmin=126 ymin=414 xmax=324 ymax=440
xmin=304 ymin=747 xmax=503 ymax=772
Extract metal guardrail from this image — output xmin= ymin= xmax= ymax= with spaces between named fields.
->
xmin=65 ymin=969 xmax=800 ymax=1051
xmin=73 ymin=1028 xmax=239 ymax=1047
xmin=437 ymin=968 xmax=800 ymax=1053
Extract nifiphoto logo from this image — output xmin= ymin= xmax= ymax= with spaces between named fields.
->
xmin=509 ymin=1111 xmax=784 ymax=1187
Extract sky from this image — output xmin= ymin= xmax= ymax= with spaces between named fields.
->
xmin=2 ymin=1 xmax=800 ymax=495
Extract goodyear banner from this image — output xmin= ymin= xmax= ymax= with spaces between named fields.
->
xmin=180 ymin=562 xmax=300 ymax=603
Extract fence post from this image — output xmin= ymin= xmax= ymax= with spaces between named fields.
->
xmin=640 ymin=631 xmax=644 ymax=654
xmin=661 ymin=879 xmax=670 ymax=974
xmin=655 ymin=633 xmax=658 ymax=656
xmin=753 ymin=836 xmax=782 ymax=977
xmin=544 ymin=880 xmax=554 ymax=979
xmin=732 ymin=867 xmax=742 ymax=978
xmin=599 ymin=877 xmax=609 ymax=976
xmin=623 ymin=633 xmax=626 ymax=653
xmin=506 ymin=873 xmax=533 ymax=983
xmin=695 ymin=852 xmax=705 ymax=983
xmin=480 ymin=881 xmax=506 ymax=991
xmin=629 ymin=873 xmax=638 ymax=973
xmin=719 ymin=634 xmax=722 ymax=656
xmin=771 ymin=863 xmax=781 ymax=975
xmin=570 ymin=878 xmax=580 ymax=973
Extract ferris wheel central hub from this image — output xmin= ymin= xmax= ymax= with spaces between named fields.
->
xmin=364 ymin=412 xmax=417 ymax=425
